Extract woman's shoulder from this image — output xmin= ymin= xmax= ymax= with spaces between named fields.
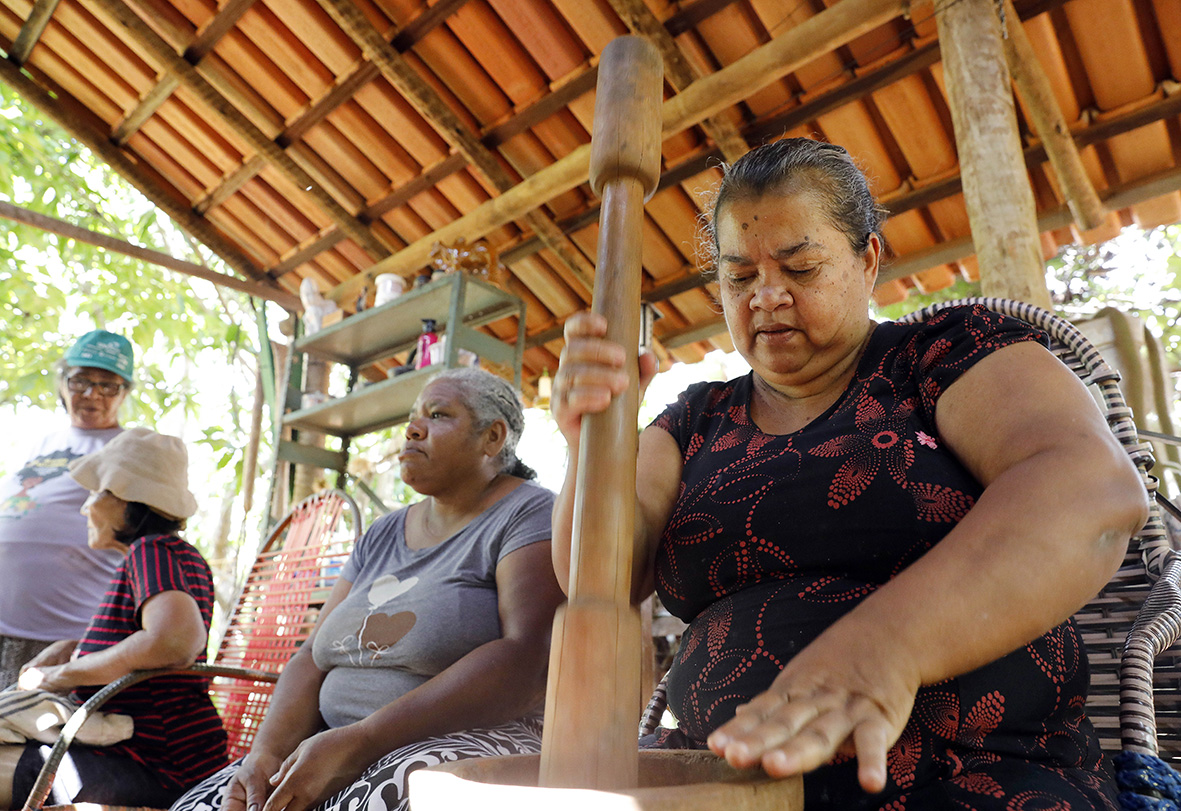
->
xmin=868 ymin=304 xmax=1050 ymax=413
xmin=651 ymin=374 xmax=750 ymax=435
xmin=493 ymin=478 xmax=556 ymax=517
xmin=129 ymin=533 xmax=209 ymax=564
xmin=877 ymin=303 xmax=1049 ymax=367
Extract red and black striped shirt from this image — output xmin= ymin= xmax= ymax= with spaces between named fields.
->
xmin=72 ymin=533 xmax=228 ymax=790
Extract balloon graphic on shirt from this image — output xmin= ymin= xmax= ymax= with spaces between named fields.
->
xmin=355 ymin=575 xmax=419 ymax=664
xmin=367 ymin=574 xmax=418 ymax=607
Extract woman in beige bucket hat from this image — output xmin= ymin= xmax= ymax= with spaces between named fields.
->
xmin=0 ymin=428 xmax=229 ymax=809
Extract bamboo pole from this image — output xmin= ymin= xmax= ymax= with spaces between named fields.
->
xmin=0 ymin=200 xmax=302 ymax=310
xmin=539 ymin=36 xmax=662 ymax=791
xmin=329 ymin=0 xmax=908 ymax=304
xmin=936 ymin=0 xmax=1050 ymax=307
xmin=1000 ymin=0 xmax=1105 ymax=231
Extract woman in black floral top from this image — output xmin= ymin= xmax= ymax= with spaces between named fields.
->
xmin=550 ymin=138 xmax=1148 ymax=810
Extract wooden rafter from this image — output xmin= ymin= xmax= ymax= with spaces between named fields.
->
xmin=0 ymin=201 xmax=302 ymax=309
xmin=194 ymin=0 xmax=472 ymax=219
xmin=0 ymin=49 xmax=280 ymax=293
xmin=263 ymin=0 xmax=1063 ymax=282
xmin=266 ymin=66 xmax=599 ymax=280
xmin=880 ymin=165 xmax=1181 ymax=284
xmin=9 ymin=0 xmax=60 ymax=65
xmin=607 ymin=0 xmax=748 ymax=162
xmin=111 ymin=0 xmax=257 ymax=145
xmin=89 ymin=0 xmax=393 ymax=260
xmin=520 ymin=92 xmax=1181 ymax=349
xmin=665 ymin=0 xmax=741 ymax=36
xmin=1000 ymin=0 xmax=1105 ymax=231
xmin=504 ymin=40 xmax=944 ymax=269
xmin=248 ymin=0 xmax=750 ymax=282
xmin=329 ymin=0 xmax=909 ymax=304
xmin=317 ymin=0 xmax=598 ymax=298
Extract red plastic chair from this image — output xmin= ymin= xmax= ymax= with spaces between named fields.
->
xmin=211 ymin=489 xmax=361 ymax=759
xmin=21 ymin=489 xmax=362 ymax=811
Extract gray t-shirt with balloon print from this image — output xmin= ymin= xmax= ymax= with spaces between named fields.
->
xmin=312 ymin=480 xmax=554 ymax=729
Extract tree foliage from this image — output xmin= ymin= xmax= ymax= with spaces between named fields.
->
xmin=1046 ymin=224 xmax=1181 ymax=366
xmin=0 ymin=82 xmax=273 ymax=582
xmin=0 ymin=82 xmax=259 ymax=425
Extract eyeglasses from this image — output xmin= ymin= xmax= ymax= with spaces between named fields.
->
xmin=65 ymin=376 xmax=126 ymax=397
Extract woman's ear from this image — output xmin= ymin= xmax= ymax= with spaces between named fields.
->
xmin=862 ymin=233 xmax=882 ymax=292
xmin=483 ymin=419 xmax=508 ymax=460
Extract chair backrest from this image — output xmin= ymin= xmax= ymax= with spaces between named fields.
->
xmin=899 ymin=298 xmax=1177 ymax=759
xmin=208 ymin=489 xmax=362 ymax=759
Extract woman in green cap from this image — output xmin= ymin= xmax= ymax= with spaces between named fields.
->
xmin=0 ymin=330 xmax=136 ymax=687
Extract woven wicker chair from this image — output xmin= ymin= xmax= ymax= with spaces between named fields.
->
xmin=639 ymin=298 xmax=1180 ymax=780
xmin=20 ymin=488 xmax=362 ymax=811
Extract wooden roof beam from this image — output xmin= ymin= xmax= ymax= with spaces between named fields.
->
xmin=195 ymin=0 xmax=472 ymax=216
xmin=264 ymin=67 xmax=599 ymax=279
xmin=0 ymin=49 xmax=282 ymax=295
xmin=529 ymin=161 xmax=1181 ymax=350
xmin=111 ymin=0 xmax=257 ymax=145
xmin=607 ymin=0 xmax=748 ymax=162
xmin=664 ymin=0 xmax=741 ymax=37
xmin=0 ymin=200 xmax=302 ymax=309
xmin=89 ymin=0 xmax=393 ymax=260
xmin=258 ymin=0 xmax=733 ymax=280
xmin=331 ymin=0 xmax=908 ymax=303
xmin=525 ymin=89 xmax=1181 ymax=346
xmin=1000 ymin=0 xmax=1105 ymax=231
xmin=9 ymin=0 xmax=61 ymax=65
xmin=879 ymin=165 xmax=1181 ymax=284
xmin=317 ymin=0 xmax=598 ymax=297
xmin=497 ymin=0 xmax=1071 ymax=270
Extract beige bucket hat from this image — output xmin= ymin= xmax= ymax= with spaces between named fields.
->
xmin=69 ymin=427 xmax=198 ymax=520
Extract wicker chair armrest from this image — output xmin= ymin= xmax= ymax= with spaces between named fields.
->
xmin=20 ymin=664 xmax=278 ymax=811
xmin=639 ymin=677 xmax=669 ymax=739
xmin=1120 ymin=550 xmax=1181 ymax=756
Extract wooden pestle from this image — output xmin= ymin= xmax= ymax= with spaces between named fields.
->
xmin=539 ymin=36 xmax=664 ymax=791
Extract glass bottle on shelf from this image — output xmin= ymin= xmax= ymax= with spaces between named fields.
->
xmin=415 ymin=318 xmax=439 ymax=370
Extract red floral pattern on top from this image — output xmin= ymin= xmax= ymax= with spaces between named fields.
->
xmin=809 ymin=392 xmax=916 ymax=507
xmin=646 ymin=306 xmax=1116 ymax=810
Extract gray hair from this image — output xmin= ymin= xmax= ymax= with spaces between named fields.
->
xmin=704 ymin=137 xmax=887 ymax=267
xmin=430 ymin=367 xmax=536 ymax=480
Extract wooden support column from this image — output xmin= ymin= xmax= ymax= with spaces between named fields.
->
xmin=936 ymin=0 xmax=1050 ymax=307
xmin=1000 ymin=0 xmax=1105 ymax=231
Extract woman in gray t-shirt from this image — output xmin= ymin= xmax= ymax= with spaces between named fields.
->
xmin=170 ymin=368 xmax=564 ymax=811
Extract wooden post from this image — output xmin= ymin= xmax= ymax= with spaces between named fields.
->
xmin=539 ymin=36 xmax=662 ymax=791
xmin=936 ymin=0 xmax=1051 ymax=308
xmin=1000 ymin=0 xmax=1105 ymax=231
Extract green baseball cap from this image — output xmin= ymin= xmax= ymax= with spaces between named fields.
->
xmin=64 ymin=330 xmax=135 ymax=382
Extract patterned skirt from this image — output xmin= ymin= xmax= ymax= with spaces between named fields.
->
xmin=169 ymin=717 xmax=543 ymax=811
